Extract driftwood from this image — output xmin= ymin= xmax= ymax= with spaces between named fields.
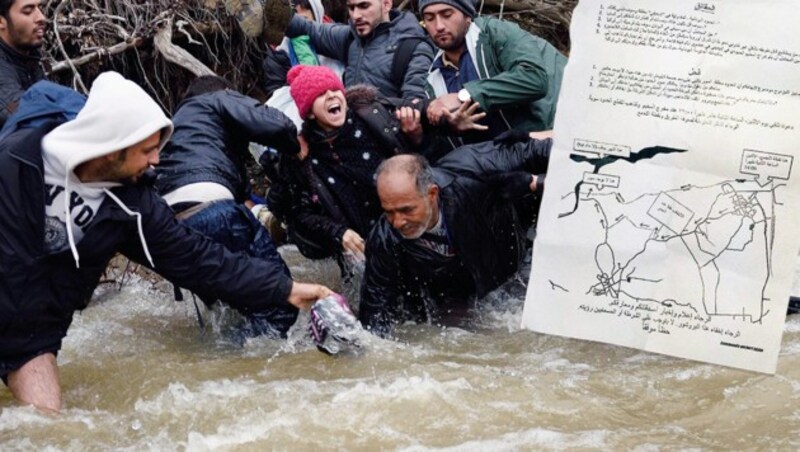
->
xmin=41 ymin=0 xmax=576 ymax=111
xmin=50 ymin=37 xmax=143 ymax=74
xmin=153 ymin=19 xmax=215 ymax=77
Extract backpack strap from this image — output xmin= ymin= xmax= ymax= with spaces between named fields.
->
xmin=390 ymin=37 xmax=432 ymax=90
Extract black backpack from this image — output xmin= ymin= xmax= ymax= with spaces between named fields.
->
xmin=344 ymin=35 xmax=434 ymax=92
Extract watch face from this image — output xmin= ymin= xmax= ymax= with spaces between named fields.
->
xmin=458 ymin=90 xmax=470 ymax=102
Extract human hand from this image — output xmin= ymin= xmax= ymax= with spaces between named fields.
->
xmin=341 ymin=229 xmax=366 ymax=260
xmin=426 ymin=93 xmax=461 ymax=125
xmin=529 ymin=130 xmax=554 ymax=140
xmin=287 ymin=282 xmax=334 ymax=310
xmin=396 ymin=106 xmax=423 ymax=145
xmin=443 ymin=99 xmax=488 ymax=133
xmin=297 ymin=134 xmax=309 ymax=160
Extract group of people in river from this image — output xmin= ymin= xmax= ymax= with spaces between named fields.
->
xmin=0 ymin=0 xmax=566 ymax=411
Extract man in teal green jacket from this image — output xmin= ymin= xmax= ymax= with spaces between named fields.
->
xmin=421 ymin=0 xmax=566 ymax=160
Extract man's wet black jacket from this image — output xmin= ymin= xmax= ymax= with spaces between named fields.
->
xmin=359 ymin=138 xmax=551 ymax=335
xmin=155 ymin=90 xmax=299 ymax=202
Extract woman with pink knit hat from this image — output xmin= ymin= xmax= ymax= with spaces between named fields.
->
xmin=271 ymin=64 xmax=425 ymax=269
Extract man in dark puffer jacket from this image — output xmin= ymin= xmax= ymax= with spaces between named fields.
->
xmin=359 ymin=138 xmax=550 ymax=336
xmin=155 ymin=75 xmax=305 ymax=337
xmin=0 ymin=0 xmax=46 ymax=127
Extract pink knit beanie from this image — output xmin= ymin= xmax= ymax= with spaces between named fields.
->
xmin=287 ymin=65 xmax=346 ymax=119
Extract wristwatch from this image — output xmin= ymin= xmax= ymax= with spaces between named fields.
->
xmin=457 ymin=88 xmax=471 ymax=103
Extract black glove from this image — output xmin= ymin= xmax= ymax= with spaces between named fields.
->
xmin=493 ymin=129 xmax=530 ymax=146
xmin=263 ymin=0 xmax=295 ymax=46
xmin=486 ymin=171 xmax=534 ymax=200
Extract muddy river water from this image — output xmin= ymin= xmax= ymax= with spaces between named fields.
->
xmin=2 ymin=247 xmax=800 ymax=449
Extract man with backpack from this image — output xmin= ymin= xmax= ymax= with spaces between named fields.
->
xmin=267 ymin=0 xmax=434 ymax=100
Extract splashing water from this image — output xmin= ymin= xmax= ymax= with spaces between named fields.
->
xmin=2 ymin=247 xmax=800 ymax=449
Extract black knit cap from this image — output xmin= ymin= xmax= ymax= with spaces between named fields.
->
xmin=419 ymin=0 xmax=476 ymax=18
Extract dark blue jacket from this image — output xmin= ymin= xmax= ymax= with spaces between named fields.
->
xmin=155 ymin=90 xmax=299 ymax=202
xmin=0 ymin=39 xmax=45 ymax=128
xmin=0 ymin=122 xmax=294 ymax=366
xmin=359 ymin=138 xmax=551 ymax=335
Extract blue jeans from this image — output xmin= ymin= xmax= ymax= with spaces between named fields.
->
xmin=180 ymin=200 xmax=298 ymax=338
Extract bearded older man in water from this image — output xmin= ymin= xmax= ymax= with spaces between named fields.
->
xmin=359 ymin=137 xmax=551 ymax=336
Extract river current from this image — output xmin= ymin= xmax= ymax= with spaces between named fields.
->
xmin=2 ymin=247 xmax=800 ymax=449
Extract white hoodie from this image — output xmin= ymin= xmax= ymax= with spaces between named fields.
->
xmin=40 ymin=71 xmax=174 ymax=268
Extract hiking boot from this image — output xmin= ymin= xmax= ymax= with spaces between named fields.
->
xmin=262 ymin=0 xmax=295 ymax=46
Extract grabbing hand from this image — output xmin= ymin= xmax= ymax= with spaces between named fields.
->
xmin=288 ymin=282 xmax=334 ymax=310
xmin=341 ymin=229 xmax=366 ymax=261
xmin=395 ymin=106 xmax=423 ymax=145
xmin=528 ymin=130 xmax=554 ymax=140
xmin=444 ymin=100 xmax=488 ymax=133
xmin=426 ymin=93 xmax=461 ymax=125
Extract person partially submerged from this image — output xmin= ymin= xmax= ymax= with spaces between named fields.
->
xmin=0 ymin=72 xmax=332 ymax=412
xmin=269 ymin=64 xmax=485 ymax=268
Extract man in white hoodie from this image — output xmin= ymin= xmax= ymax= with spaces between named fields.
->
xmin=0 ymin=72 xmax=332 ymax=412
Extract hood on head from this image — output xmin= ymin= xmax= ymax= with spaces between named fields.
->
xmin=308 ymin=0 xmax=325 ymax=23
xmin=39 ymin=71 xmax=172 ymax=270
xmin=41 ymin=71 xmax=173 ymax=176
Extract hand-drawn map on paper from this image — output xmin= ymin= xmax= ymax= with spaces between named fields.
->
xmin=522 ymin=0 xmax=800 ymax=373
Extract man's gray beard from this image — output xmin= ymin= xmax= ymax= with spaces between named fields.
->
xmin=399 ymin=205 xmax=435 ymax=240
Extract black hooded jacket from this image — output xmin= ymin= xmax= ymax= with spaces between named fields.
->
xmin=0 ymin=122 xmax=294 ymax=369
xmin=358 ymin=138 xmax=552 ymax=335
xmin=0 ymin=39 xmax=45 ymax=128
xmin=155 ymin=90 xmax=299 ymax=202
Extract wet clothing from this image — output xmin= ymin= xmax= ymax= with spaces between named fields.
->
xmin=0 ymin=39 xmax=45 ymax=128
xmin=154 ymin=89 xmax=300 ymax=336
xmin=273 ymin=87 xmax=416 ymax=260
xmin=359 ymin=138 xmax=552 ymax=336
xmin=425 ymin=17 xmax=566 ymax=159
xmin=0 ymin=122 xmax=294 ymax=377
xmin=155 ymin=90 xmax=299 ymax=203
xmin=179 ymin=200 xmax=298 ymax=337
xmin=285 ymin=10 xmax=434 ymax=99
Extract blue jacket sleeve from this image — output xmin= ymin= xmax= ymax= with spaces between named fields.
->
xmin=401 ymin=42 xmax=435 ymax=100
xmin=285 ymin=16 xmax=352 ymax=62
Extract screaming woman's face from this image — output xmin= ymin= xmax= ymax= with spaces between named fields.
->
xmin=309 ymin=90 xmax=347 ymax=132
